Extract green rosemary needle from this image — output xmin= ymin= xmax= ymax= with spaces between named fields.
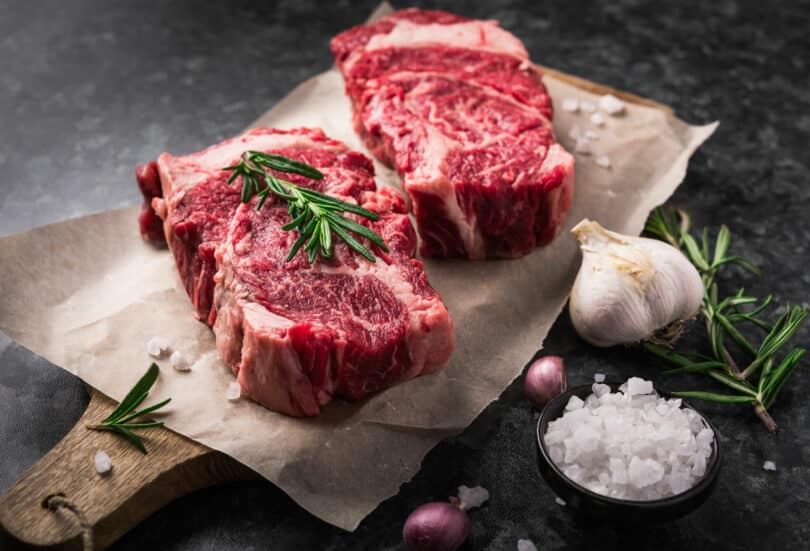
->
xmin=223 ymin=151 xmax=388 ymax=263
xmin=643 ymin=207 xmax=806 ymax=432
xmin=86 ymin=363 xmax=171 ymax=453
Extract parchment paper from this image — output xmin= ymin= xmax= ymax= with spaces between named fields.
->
xmin=0 ymin=4 xmax=716 ymax=531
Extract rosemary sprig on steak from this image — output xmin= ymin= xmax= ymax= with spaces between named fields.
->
xmin=87 ymin=363 xmax=171 ymax=453
xmin=224 ymin=151 xmax=388 ymax=263
xmin=643 ymin=207 xmax=807 ymax=432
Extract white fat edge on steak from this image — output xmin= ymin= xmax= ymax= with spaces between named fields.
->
xmin=341 ymin=19 xmax=528 ymax=74
xmin=213 ymin=226 xmax=337 ymax=410
xmin=153 ymin=129 xmax=346 ymax=210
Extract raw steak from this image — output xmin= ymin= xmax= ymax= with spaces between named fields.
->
xmin=136 ymin=128 xmax=454 ymax=416
xmin=332 ymin=8 xmax=575 ymax=259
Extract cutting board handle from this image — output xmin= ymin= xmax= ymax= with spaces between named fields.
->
xmin=0 ymin=389 xmax=255 ymax=550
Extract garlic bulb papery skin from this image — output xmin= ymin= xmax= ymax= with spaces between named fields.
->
xmin=569 ymin=219 xmax=704 ymax=347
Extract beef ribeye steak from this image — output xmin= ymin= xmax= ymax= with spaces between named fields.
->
xmin=136 ymin=128 xmax=454 ymax=416
xmin=332 ymin=8 xmax=575 ymax=259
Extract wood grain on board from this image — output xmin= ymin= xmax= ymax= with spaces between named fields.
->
xmin=0 ymin=390 xmax=255 ymax=550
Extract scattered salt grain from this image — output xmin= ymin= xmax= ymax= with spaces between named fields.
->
xmin=562 ymin=98 xmax=580 ymax=112
xmin=95 ymin=450 xmax=112 ymax=475
xmin=555 ymin=497 xmax=566 ymax=506
xmin=517 ymin=539 xmax=538 ymax=551
xmin=146 ymin=336 xmax=171 ymax=358
xmin=574 ymin=137 xmax=592 ymax=155
xmin=584 ymin=129 xmax=600 ymax=141
xmin=590 ymin=112 xmax=605 ymax=127
xmin=568 ymin=125 xmax=581 ymax=140
xmin=581 ymin=100 xmax=596 ymax=113
xmin=594 ymin=373 xmax=606 ymax=383
xmin=763 ymin=460 xmax=776 ymax=471
xmin=599 ymin=94 xmax=626 ymax=115
xmin=226 ymin=381 xmax=241 ymax=401
xmin=458 ymin=485 xmax=489 ymax=510
xmin=595 ymin=155 xmax=611 ymax=169
xmin=543 ymin=377 xmax=714 ymax=501
xmin=170 ymin=350 xmax=190 ymax=372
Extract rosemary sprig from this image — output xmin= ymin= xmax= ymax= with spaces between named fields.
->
xmin=224 ymin=151 xmax=388 ymax=263
xmin=643 ymin=207 xmax=807 ymax=432
xmin=87 ymin=363 xmax=171 ymax=453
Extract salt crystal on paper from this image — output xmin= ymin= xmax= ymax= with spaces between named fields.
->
xmin=562 ymin=98 xmax=579 ymax=112
xmin=595 ymin=155 xmax=611 ymax=169
xmin=763 ymin=460 xmax=776 ymax=471
xmin=458 ymin=485 xmax=489 ymax=510
xmin=170 ymin=350 xmax=190 ymax=372
xmin=518 ymin=539 xmax=539 ymax=551
xmin=226 ymin=381 xmax=241 ymax=401
xmin=575 ymin=137 xmax=592 ymax=155
xmin=146 ymin=336 xmax=171 ymax=358
xmin=581 ymin=100 xmax=596 ymax=113
xmin=594 ymin=373 xmax=606 ymax=383
xmin=590 ymin=112 xmax=605 ymax=127
xmin=568 ymin=125 xmax=581 ymax=140
xmin=599 ymin=94 xmax=626 ymax=115
xmin=95 ymin=450 xmax=112 ymax=475
xmin=584 ymin=129 xmax=600 ymax=141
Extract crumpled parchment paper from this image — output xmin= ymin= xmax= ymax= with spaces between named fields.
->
xmin=0 ymin=3 xmax=716 ymax=531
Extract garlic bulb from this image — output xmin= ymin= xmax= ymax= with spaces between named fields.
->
xmin=569 ymin=219 xmax=703 ymax=347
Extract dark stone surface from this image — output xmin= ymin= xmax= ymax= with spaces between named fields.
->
xmin=1 ymin=0 xmax=809 ymax=549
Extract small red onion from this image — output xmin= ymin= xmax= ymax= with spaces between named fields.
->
xmin=402 ymin=501 xmax=470 ymax=551
xmin=524 ymin=355 xmax=567 ymax=409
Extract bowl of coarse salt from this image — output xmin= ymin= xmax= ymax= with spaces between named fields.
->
xmin=535 ymin=377 xmax=720 ymax=522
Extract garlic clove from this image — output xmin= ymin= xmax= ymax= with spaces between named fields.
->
xmin=569 ymin=219 xmax=703 ymax=347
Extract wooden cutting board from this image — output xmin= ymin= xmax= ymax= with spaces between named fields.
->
xmin=0 ymin=389 xmax=257 ymax=550
xmin=0 ymin=69 xmax=670 ymax=551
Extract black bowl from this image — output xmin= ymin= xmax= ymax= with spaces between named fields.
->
xmin=535 ymin=383 xmax=721 ymax=523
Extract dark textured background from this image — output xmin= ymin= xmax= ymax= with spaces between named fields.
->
xmin=1 ymin=0 xmax=809 ymax=549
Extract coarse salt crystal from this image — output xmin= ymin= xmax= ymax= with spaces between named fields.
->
xmin=555 ymin=497 xmax=566 ymax=506
xmin=458 ymin=485 xmax=489 ymax=510
xmin=594 ymin=373 xmax=606 ymax=383
xmin=95 ymin=450 xmax=112 ymax=475
xmin=226 ymin=381 xmax=241 ymax=401
xmin=599 ymin=94 xmax=626 ymax=115
xmin=591 ymin=383 xmax=611 ymax=398
xmin=628 ymin=456 xmax=664 ymax=488
xmin=568 ymin=125 xmax=581 ymax=140
xmin=146 ymin=336 xmax=171 ymax=358
xmin=581 ymin=100 xmax=596 ymax=113
xmin=627 ymin=377 xmax=654 ymax=396
xmin=517 ymin=539 xmax=539 ymax=551
xmin=590 ymin=112 xmax=605 ymax=127
xmin=565 ymin=395 xmax=584 ymax=411
xmin=584 ymin=129 xmax=600 ymax=141
xmin=595 ymin=155 xmax=611 ymax=169
xmin=170 ymin=350 xmax=190 ymax=372
xmin=763 ymin=460 xmax=776 ymax=471
xmin=562 ymin=98 xmax=579 ymax=112
xmin=574 ymin=137 xmax=592 ymax=155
